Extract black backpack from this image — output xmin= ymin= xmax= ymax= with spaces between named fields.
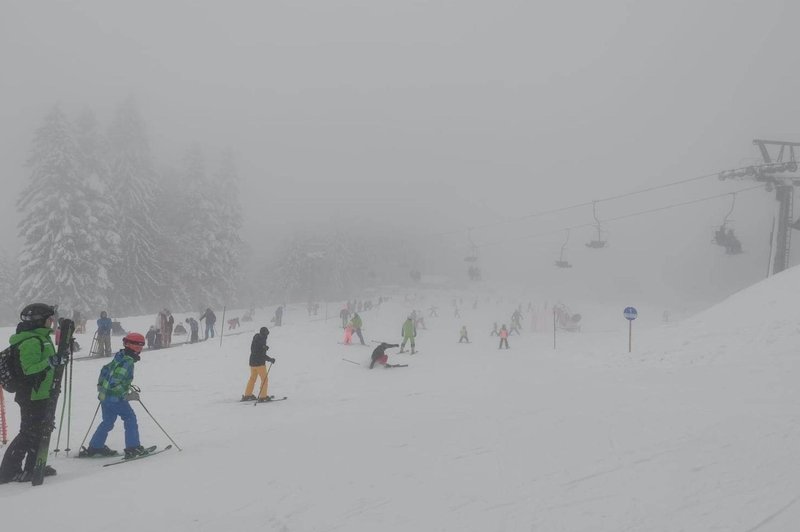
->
xmin=0 ymin=337 xmax=45 ymax=393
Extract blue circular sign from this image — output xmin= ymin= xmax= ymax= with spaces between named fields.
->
xmin=623 ymin=307 xmax=638 ymax=320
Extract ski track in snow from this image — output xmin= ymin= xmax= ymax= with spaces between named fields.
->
xmin=2 ymin=273 xmax=800 ymax=531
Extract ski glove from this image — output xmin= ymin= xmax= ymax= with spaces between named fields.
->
xmin=268 ymin=357 xmax=276 ymax=364
xmin=124 ymin=391 xmax=140 ymax=402
xmin=48 ymin=354 xmax=66 ymax=367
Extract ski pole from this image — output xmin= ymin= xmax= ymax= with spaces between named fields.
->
xmin=254 ymin=362 xmax=273 ymax=407
xmin=342 ymin=358 xmax=361 ymax=365
xmin=219 ymin=306 xmax=226 ymax=348
xmin=135 ymin=397 xmax=182 ymax=451
xmin=78 ymin=402 xmax=101 ymax=451
xmin=65 ymin=347 xmax=74 ymax=455
xmin=53 ymin=356 xmax=69 ymax=455
xmin=54 ymin=340 xmax=76 ymax=455
xmin=0 ymin=385 xmax=7 ymax=445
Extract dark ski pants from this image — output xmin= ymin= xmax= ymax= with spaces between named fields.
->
xmin=89 ymin=400 xmax=140 ymax=450
xmin=0 ymin=396 xmax=47 ymax=478
xmin=499 ymin=338 xmax=509 ymax=349
xmin=98 ymin=332 xmax=112 ymax=357
xmin=459 ymin=335 xmax=469 ymax=343
xmin=355 ymin=328 xmax=365 ymax=345
xmin=205 ymin=322 xmax=215 ymax=340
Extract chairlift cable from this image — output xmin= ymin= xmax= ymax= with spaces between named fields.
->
xmin=474 ymin=185 xmax=762 ymax=249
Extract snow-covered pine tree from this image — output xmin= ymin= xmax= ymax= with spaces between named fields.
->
xmin=152 ymin=163 xmax=191 ymax=310
xmin=268 ymin=237 xmax=315 ymax=302
xmin=106 ymin=97 xmax=167 ymax=315
xmin=180 ymin=143 xmax=223 ymax=308
xmin=74 ymin=108 xmax=118 ymax=311
xmin=0 ymin=251 xmax=20 ymax=324
xmin=212 ymin=150 xmax=244 ymax=302
xmin=17 ymin=105 xmax=111 ymax=313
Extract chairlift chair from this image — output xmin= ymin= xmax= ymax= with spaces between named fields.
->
xmin=585 ymin=202 xmax=608 ymax=249
xmin=464 ymin=228 xmax=479 ymax=262
xmin=555 ymin=229 xmax=573 ymax=268
xmin=712 ymin=193 xmax=743 ymax=255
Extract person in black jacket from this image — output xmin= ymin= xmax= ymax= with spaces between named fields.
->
xmin=241 ymin=327 xmax=276 ymax=402
xmin=369 ymin=342 xmax=400 ymax=369
xmin=199 ymin=308 xmax=216 ymax=340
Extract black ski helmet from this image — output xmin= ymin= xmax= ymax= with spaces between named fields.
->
xmin=20 ymin=303 xmax=56 ymax=324
xmin=260 ymin=327 xmax=270 ymax=336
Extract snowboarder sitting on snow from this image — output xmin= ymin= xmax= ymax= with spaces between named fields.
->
xmin=241 ymin=327 xmax=276 ymax=402
xmin=82 ymin=332 xmax=150 ymax=459
xmin=0 ymin=303 xmax=60 ymax=484
xmin=459 ymin=326 xmax=470 ymax=343
xmin=369 ymin=342 xmax=400 ymax=369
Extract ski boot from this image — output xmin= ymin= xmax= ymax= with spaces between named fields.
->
xmin=0 ymin=469 xmax=19 ymax=484
xmin=13 ymin=466 xmax=56 ymax=482
xmin=257 ymin=396 xmax=274 ymax=403
xmin=240 ymin=395 xmax=256 ymax=402
xmin=124 ymin=445 xmax=151 ymax=459
xmin=80 ymin=445 xmax=118 ymax=457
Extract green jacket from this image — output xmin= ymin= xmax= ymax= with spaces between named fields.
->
xmin=351 ymin=314 xmax=363 ymax=329
xmin=10 ymin=328 xmax=56 ymax=401
xmin=402 ymin=319 xmax=416 ymax=338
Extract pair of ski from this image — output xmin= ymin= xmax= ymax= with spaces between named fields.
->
xmin=342 ymin=358 xmax=409 ymax=368
xmin=240 ymin=396 xmax=288 ymax=404
xmin=78 ymin=445 xmax=173 ymax=467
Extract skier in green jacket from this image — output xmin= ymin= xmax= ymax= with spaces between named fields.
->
xmin=399 ymin=316 xmax=417 ymax=354
xmin=351 ymin=313 xmax=365 ymax=345
xmin=0 ymin=303 xmax=60 ymax=483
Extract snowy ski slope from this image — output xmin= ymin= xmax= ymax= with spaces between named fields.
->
xmin=2 ymin=270 xmax=800 ymax=531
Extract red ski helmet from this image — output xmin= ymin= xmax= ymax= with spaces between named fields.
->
xmin=123 ymin=332 xmax=146 ymax=353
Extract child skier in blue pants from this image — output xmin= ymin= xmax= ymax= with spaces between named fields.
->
xmin=81 ymin=332 xmax=150 ymax=459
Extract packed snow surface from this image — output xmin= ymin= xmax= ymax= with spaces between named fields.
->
xmin=2 ymin=271 xmax=800 ymax=531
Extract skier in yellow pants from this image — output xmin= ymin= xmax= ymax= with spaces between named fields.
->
xmin=241 ymin=327 xmax=276 ymax=402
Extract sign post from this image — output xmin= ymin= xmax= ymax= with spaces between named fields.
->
xmin=553 ymin=306 xmax=557 ymax=350
xmin=623 ymin=307 xmax=638 ymax=353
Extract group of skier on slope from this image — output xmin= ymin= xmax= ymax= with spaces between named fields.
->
xmin=0 ymin=303 xmax=151 ymax=483
xmin=365 ymin=305 xmax=529 ymax=369
xmin=1 ymin=297 xmax=535 ymax=484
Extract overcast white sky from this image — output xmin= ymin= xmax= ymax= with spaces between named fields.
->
xmin=1 ymin=0 xmax=799 ymax=303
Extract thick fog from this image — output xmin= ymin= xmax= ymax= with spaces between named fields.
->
xmin=1 ymin=0 xmax=799 ymax=317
